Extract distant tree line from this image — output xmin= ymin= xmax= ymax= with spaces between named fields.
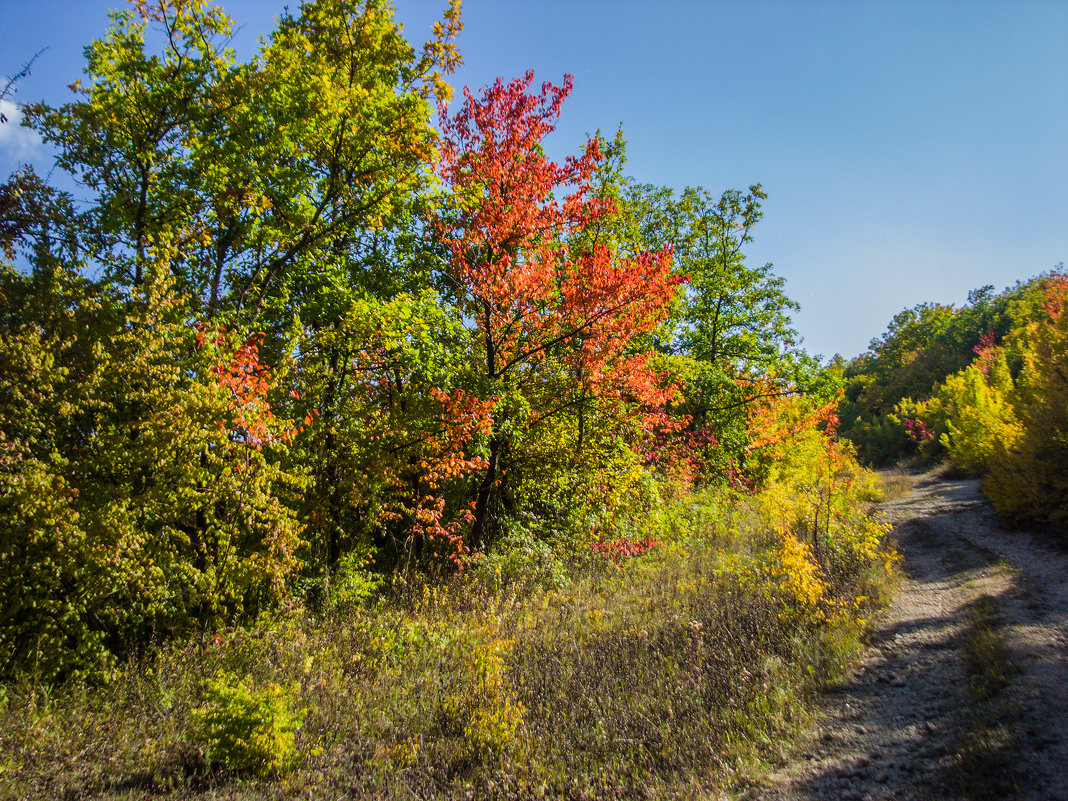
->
xmin=839 ymin=266 xmax=1068 ymax=529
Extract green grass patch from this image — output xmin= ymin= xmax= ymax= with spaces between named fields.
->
xmin=962 ymin=595 xmax=1011 ymax=700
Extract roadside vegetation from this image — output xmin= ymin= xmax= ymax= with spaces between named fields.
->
xmin=838 ymin=267 xmax=1068 ymax=533
xmin=951 ymin=591 xmax=1019 ymax=801
xmin=0 ymin=463 xmax=896 ymax=799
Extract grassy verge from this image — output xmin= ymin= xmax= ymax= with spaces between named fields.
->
xmin=0 ymin=488 xmax=895 ymax=800
xmin=950 ymin=593 xmax=1020 ymax=801
xmin=963 ymin=595 xmax=1011 ymax=700
xmin=873 ymin=467 xmax=919 ymax=501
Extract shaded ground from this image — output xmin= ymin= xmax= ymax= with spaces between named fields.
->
xmin=734 ymin=468 xmax=1068 ymax=800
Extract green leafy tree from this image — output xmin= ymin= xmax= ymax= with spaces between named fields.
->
xmin=839 ymin=270 xmax=1068 ymax=465
xmin=589 ymin=169 xmax=822 ymax=480
xmin=26 ymin=0 xmax=460 ymax=313
xmin=19 ymin=0 xmax=467 ymax=587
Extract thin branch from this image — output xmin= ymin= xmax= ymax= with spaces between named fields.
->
xmin=1 ymin=48 xmax=47 ymax=120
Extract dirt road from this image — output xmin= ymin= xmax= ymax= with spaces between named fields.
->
xmin=738 ymin=469 xmax=1068 ymax=801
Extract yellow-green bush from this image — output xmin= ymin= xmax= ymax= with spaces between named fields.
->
xmin=933 ymin=356 xmax=1020 ymax=476
xmin=748 ymin=394 xmax=892 ymax=600
xmin=441 ymin=635 xmax=525 ymax=760
xmin=188 ymin=672 xmax=305 ymax=777
xmin=986 ymin=303 xmax=1068 ymax=528
xmin=0 ymin=271 xmax=306 ymax=683
xmin=773 ymin=534 xmax=827 ymax=622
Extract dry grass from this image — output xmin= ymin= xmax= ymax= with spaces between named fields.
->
xmin=873 ymin=467 xmax=919 ymax=501
xmin=949 ymin=594 xmax=1021 ymax=801
xmin=0 ymin=492 xmax=895 ymax=800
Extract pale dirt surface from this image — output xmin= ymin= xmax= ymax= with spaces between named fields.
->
xmin=733 ymin=468 xmax=1068 ymax=801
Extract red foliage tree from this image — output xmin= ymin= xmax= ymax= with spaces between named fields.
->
xmin=436 ymin=71 xmax=681 ymax=546
xmin=1040 ymin=271 xmax=1068 ymax=322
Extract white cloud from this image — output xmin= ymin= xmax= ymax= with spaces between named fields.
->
xmin=0 ymin=99 xmax=43 ymax=163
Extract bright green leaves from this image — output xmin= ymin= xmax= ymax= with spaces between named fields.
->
xmin=26 ymin=1 xmax=241 ymax=287
xmin=663 ymin=184 xmax=802 ymax=378
xmin=25 ymin=0 xmax=459 ymax=320
xmin=0 ymin=262 xmax=306 ymax=682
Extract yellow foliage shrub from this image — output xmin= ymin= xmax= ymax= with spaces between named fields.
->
xmin=441 ymin=636 xmax=525 ymax=760
xmin=188 ymin=672 xmax=305 ymax=777
xmin=746 ymin=392 xmax=894 ymax=633
xmin=987 ymin=305 xmax=1068 ymax=527
xmin=936 ymin=358 xmax=1020 ymax=476
xmin=773 ymin=534 xmax=827 ymax=620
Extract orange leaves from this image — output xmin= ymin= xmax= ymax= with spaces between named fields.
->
xmin=370 ymin=386 xmax=496 ymax=569
xmin=555 ymin=244 xmax=678 ymax=381
xmin=744 ymin=386 xmax=850 ymax=498
xmin=1040 ymin=271 xmax=1068 ymax=322
xmin=429 ymin=386 xmax=496 ymax=441
xmin=439 ymin=72 xmax=589 ymax=234
xmin=436 ymin=70 xmax=680 ymax=400
xmin=196 ymin=325 xmax=309 ymax=452
xmin=746 ymin=386 xmax=839 ymax=455
xmin=431 ymin=71 xmax=686 ymax=550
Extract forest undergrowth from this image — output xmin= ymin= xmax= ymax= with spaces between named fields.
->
xmin=0 ymin=470 xmax=898 ymax=801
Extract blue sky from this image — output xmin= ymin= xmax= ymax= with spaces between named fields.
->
xmin=2 ymin=0 xmax=1066 ymax=359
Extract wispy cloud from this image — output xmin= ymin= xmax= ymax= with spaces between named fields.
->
xmin=0 ymin=99 xmax=43 ymax=163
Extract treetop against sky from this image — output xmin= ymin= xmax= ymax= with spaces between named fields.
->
xmin=2 ymin=0 xmax=1065 ymax=360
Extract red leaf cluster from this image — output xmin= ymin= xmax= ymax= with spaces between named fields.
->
xmin=972 ymin=330 xmax=999 ymax=376
xmin=436 ymin=71 xmax=681 ymax=407
xmin=1041 ymin=272 xmax=1068 ymax=322
xmin=591 ymin=536 xmax=660 ymax=566
xmin=196 ymin=326 xmax=311 ymax=452
xmin=376 ymin=387 xmax=496 ymax=568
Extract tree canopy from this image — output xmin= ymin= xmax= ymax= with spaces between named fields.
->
xmin=1 ymin=0 xmax=825 ymax=681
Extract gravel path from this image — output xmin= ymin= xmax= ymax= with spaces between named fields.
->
xmin=737 ymin=469 xmax=1068 ymax=801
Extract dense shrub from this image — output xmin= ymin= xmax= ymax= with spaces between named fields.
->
xmin=0 ymin=269 xmax=305 ymax=683
xmin=986 ymin=285 xmax=1068 ymax=528
xmin=188 ymin=673 xmax=306 ymax=777
xmin=931 ymin=356 xmax=1019 ymax=477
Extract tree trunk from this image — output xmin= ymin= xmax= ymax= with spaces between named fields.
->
xmin=470 ymin=436 xmax=499 ymax=551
